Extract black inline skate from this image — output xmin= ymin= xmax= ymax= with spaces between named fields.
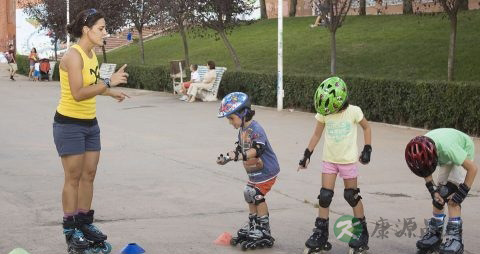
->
xmin=231 ymin=214 xmax=257 ymax=247
xmin=348 ymin=217 xmax=369 ymax=254
xmin=303 ymin=217 xmax=332 ymax=254
xmin=76 ymin=210 xmax=112 ymax=254
xmin=63 ymin=216 xmax=91 ymax=254
xmin=439 ymin=221 xmax=463 ymax=254
xmin=416 ymin=216 xmax=444 ymax=254
xmin=239 ymin=215 xmax=275 ymax=251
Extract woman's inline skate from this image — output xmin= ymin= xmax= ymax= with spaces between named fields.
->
xmin=76 ymin=210 xmax=112 ymax=254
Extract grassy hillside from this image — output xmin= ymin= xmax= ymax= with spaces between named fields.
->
xmin=107 ymin=10 xmax=480 ymax=81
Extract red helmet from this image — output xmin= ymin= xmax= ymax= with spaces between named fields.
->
xmin=405 ymin=136 xmax=438 ymax=177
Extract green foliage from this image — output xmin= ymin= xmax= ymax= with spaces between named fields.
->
xmin=122 ymin=64 xmax=171 ymax=92
xmin=104 ymin=62 xmax=480 ymax=135
xmin=219 ymin=71 xmax=480 ymax=136
xmin=52 ymin=61 xmax=60 ymax=81
xmin=108 ymin=10 xmax=480 ymax=81
xmin=15 ymin=55 xmax=30 ymax=75
xmin=14 ymin=54 xmax=59 ymax=80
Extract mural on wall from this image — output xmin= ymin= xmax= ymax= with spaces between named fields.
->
xmin=16 ymin=8 xmax=66 ymax=58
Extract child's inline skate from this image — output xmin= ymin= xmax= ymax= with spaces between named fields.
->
xmin=303 ymin=217 xmax=332 ymax=254
xmin=439 ymin=220 xmax=463 ymax=254
xmin=231 ymin=214 xmax=257 ymax=247
xmin=76 ymin=210 xmax=112 ymax=254
xmin=416 ymin=216 xmax=444 ymax=254
xmin=348 ymin=217 xmax=369 ymax=254
xmin=239 ymin=215 xmax=275 ymax=251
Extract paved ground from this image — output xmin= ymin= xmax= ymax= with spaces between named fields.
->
xmin=0 ymin=66 xmax=479 ymax=254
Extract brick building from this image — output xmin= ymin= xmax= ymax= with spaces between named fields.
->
xmin=265 ymin=0 xmax=480 ymax=18
xmin=0 ymin=0 xmax=16 ymax=52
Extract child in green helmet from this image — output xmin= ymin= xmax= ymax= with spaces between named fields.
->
xmin=298 ymin=76 xmax=372 ymax=254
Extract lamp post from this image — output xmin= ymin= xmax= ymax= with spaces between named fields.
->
xmin=66 ymin=0 xmax=70 ymax=49
xmin=277 ymin=0 xmax=284 ymax=111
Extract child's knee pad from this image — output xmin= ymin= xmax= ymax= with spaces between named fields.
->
xmin=244 ymin=185 xmax=265 ymax=205
xmin=318 ymin=188 xmax=334 ymax=208
xmin=344 ymin=188 xmax=362 ymax=207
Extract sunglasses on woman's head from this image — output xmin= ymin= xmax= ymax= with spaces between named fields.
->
xmin=84 ymin=9 xmax=97 ymax=24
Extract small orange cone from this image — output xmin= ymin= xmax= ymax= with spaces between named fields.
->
xmin=214 ymin=232 xmax=232 ymax=246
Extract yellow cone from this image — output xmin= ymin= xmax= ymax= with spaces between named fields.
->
xmin=8 ymin=248 xmax=30 ymax=254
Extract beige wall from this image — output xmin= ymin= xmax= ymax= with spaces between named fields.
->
xmin=0 ymin=0 xmax=16 ymax=52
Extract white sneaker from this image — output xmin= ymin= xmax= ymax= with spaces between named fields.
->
xmin=179 ymin=95 xmax=188 ymax=101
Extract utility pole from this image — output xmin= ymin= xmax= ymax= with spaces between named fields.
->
xmin=66 ymin=0 xmax=70 ymax=49
xmin=277 ymin=0 xmax=284 ymax=111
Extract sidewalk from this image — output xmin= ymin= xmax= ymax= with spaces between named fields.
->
xmin=0 ymin=73 xmax=478 ymax=254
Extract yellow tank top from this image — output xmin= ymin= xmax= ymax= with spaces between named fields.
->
xmin=56 ymin=44 xmax=99 ymax=119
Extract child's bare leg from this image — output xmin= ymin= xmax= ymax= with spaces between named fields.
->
xmin=343 ymin=177 xmax=369 ymax=250
xmin=344 ymin=178 xmax=364 ymax=218
xmin=318 ymin=173 xmax=336 ymax=219
xmin=256 ymin=202 xmax=268 ymax=217
xmin=447 ymin=201 xmax=461 ymax=218
xmin=248 ymin=203 xmax=257 ymax=215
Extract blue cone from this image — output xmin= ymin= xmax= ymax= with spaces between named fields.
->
xmin=120 ymin=243 xmax=145 ymax=254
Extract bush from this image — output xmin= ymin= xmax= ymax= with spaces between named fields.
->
xmin=218 ymin=71 xmax=480 ymax=136
xmin=122 ymin=64 xmax=171 ymax=92
xmin=15 ymin=54 xmax=60 ymax=80
xmin=77 ymin=63 xmax=480 ymax=136
xmin=15 ymin=55 xmax=30 ymax=76
xmin=52 ymin=61 xmax=60 ymax=81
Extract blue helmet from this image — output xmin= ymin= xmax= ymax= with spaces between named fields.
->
xmin=217 ymin=92 xmax=251 ymax=118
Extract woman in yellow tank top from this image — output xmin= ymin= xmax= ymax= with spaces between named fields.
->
xmin=53 ymin=9 xmax=129 ymax=253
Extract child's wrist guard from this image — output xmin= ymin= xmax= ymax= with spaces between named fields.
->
xmin=451 ymin=183 xmax=470 ymax=204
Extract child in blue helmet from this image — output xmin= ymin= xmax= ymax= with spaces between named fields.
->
xmin=217 ymin=92 xmax=280 ymax=250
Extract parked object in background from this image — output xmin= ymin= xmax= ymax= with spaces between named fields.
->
xmin=39 ymin=58 xmax=51 ymax=81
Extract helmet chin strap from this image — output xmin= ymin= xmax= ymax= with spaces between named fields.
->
xmin=235 ymin=108 xmax=249 ymax=128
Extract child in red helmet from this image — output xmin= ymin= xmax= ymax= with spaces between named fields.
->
xmin=405 ymin=128 xmax=477 ymax=254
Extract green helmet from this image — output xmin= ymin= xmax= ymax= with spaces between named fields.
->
xmin=314 ymin=77 xmax=348 ymax=116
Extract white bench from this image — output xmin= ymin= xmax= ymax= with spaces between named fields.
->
xmin=194 ymin=65 xmax=227 ymax=102
xmin=170 ymin=61 xmax=187 ymax=95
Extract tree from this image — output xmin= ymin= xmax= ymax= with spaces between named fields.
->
xmin=403 ymin=0 xmax=413 ymax=14
xmin=23 ymin=0 xmax=67 ymax=61
xmin=359 ymin=0 xmax=366 ymax=15
xmin=194 ymin=0 xmax=255 ymax=71
xmin=289 ymin=0 xmax=298 ymax=17
xmin=163 ymin=0 xmax=196 ymax=67
xmin=259 ymin=0 xmax=268 ymax=19
xmin=23 ymin=0 xmax=128 ymax=60
xmin=311 ymin=0 xmax=353 ymax=75
xmin=124 ymin=0 xmax=165 ymax=64
xmin=435 ymin=0 xmax=465 ymax=81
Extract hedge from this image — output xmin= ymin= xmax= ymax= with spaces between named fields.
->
xmin=14 ymin=55 xmax=480 ymax=135
xmin=122 ymin=64 xmax=171 ymax=92
xmin=217 ymin=71 xmax=480 ymax=136
xmin=15 ymin=54 xmax=60 ymax=81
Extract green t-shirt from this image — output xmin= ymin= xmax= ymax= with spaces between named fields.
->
xmin=425 ymin=128 xmax=475 ymax=166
